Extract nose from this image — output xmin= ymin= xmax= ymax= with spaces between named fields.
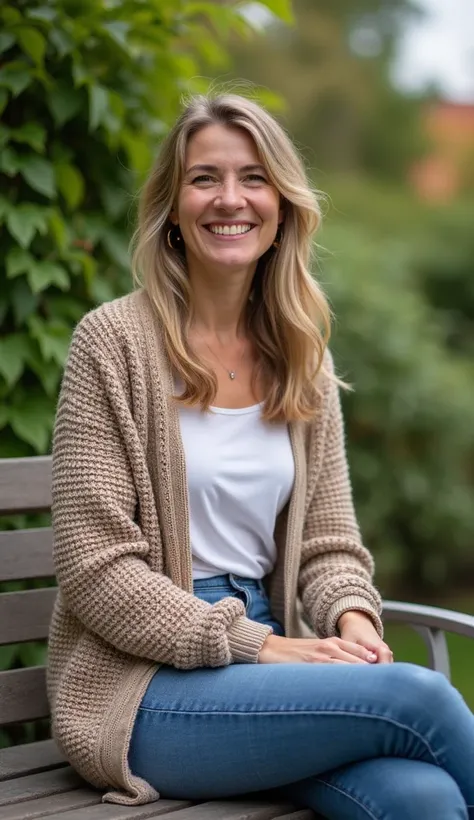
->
xmin=214 ymin=177 xmax=245 ymax=211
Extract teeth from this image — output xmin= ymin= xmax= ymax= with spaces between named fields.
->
xmin=208 ymin=224 xmax=252 ymax=236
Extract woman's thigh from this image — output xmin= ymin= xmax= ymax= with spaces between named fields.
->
xmin=284 ymin=758 xmax=468 ymax=820
xmin=128 ymin=660 xmax=466 ymax=801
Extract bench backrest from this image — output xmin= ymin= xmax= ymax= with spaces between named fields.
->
xmin=0 ymin=457 xmax=55 ymax=730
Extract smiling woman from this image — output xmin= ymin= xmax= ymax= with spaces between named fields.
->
xmin=48 ymin=93 xmax=474 ymax=820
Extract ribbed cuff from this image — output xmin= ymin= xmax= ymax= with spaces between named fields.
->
xmin=325 ymin=596 xmax=384 ymax=639
xmin=227 ymin=616 xmax=273 ymax=663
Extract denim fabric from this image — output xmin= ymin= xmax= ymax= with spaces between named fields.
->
xmin=129 ymin=575 xmax=474 ymax=819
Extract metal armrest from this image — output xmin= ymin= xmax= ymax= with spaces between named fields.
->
xmin=382 ymin=600 xmax=474 ymax=681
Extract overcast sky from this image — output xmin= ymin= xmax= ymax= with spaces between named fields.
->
xmin=393 ymin=0 xmax=474 ymax=101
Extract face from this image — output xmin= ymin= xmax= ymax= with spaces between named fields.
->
xmin=171 ymin=124 xmax=283 ymax=279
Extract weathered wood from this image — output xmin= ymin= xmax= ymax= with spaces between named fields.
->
xmin=0 ymin=588 xmax=57 ymax=645
xmin=0 ymin=528 xmax=54 ymax=582
xmin=159 ymin=801 xmax=295 ymax=820
xmin=0 ymin=457 xmax=52 ymax=515
xmin=273 ymin=812 xmax=317 ymax=820
xmin=0 ymin=739 xmax=66 ymax=782
xmin=0 ymin=766 xmax=83 ymax=806
xmin=0 ymin=787 xmax=100 ymax=819
xmin=39 ymin=798 xmax=193 ymax=819
xmin=0 ymin=667 xmax=48 ymax=726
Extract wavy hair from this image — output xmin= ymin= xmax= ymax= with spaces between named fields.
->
xmin=131 ymin=92 xmax=339 ymax=422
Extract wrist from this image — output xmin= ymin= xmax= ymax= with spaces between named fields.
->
xmin=337 ymin=610 xmax=374 ymax=630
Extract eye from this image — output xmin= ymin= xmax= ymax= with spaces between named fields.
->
xmin=244 ymin=174 xmax=267 ymax=184
xmin=192 ymin=174 xmax=215 ymax=184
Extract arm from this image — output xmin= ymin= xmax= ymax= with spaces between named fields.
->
xmin=298 ymin=359 xmax=383 ymax=639
xmin=52 ymin=315 xmax=271 ymax=668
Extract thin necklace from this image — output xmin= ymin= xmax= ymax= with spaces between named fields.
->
xmin=194 ymin=330 xmax=246 ymax=381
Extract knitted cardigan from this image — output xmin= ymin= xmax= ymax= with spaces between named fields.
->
xmin=47 ymin=289 xmax=382 ymax=806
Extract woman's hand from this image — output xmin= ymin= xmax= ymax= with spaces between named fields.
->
xmin=258 ymin=633 xmax=380 ymax=665
xmin=337 ymin=610 xmax=393 ymax=664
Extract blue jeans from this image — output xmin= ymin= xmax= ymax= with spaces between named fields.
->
xmin=129 ymin=575 xmax=474 ymax=819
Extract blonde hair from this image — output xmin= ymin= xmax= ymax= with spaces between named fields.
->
xmin=132 ymin=92 xmax=337 ymax=422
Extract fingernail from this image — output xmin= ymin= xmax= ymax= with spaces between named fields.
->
xmin=367 ymin=652 xmax=377 ymax=662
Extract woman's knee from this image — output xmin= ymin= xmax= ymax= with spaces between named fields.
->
xmin=384 ymin=662 xmax=461 ymax=717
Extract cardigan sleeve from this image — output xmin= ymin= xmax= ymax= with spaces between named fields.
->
xmin=298 ymin=357 xmax=383 ymax=638
xmin=51 ymin=316 xmax=271 ymax=669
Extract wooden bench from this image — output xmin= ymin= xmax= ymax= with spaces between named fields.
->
xmin=1 ymin=456 xmax=474 ymax=820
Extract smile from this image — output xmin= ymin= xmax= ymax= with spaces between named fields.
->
xmin=204 ymin=223 xmax=255 ymax=237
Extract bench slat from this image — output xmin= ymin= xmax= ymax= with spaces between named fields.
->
xmin=161 ymin=801 xmax=295 ymax=820
xmin=40 ymin=798 xmax=193 ymax=819
xmin=0 ymin=739 xmax=66 ymax=782
xmin=0 ymin=529 xmax=54 ymax=582
xmin=0 ymin=457 xmax=52 ymax=515
xmin=0 ymin=787 xmax=100 ymax=819
xmin=0 ymin=766 xmax=83 ymax=806
xmin=0 ymin=588 xmax=57 ymax=645
xmin=274 ymin=813 xmax=317 ymax=820
xmin=0 ymin=667 xmax=49 ymax=726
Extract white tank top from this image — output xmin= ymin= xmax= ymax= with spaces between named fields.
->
xmin=178 ymin=401 xmax=295 ymax=580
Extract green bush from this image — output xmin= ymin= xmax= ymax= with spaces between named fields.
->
xmin=319 ymin=184 xmax=474 ymax=596
xmin=0 ymin=0 xmax=291 ymax=459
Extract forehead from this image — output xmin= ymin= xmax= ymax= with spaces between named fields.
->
xmin=185 ymin=123 xmax=261 ymax=169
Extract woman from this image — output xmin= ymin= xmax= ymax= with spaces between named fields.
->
xmin=48 ymin=93 xmax=474 ymax=820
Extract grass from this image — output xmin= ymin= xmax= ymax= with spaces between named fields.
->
xmin=384 ymin=595 xmax=474 ymax=709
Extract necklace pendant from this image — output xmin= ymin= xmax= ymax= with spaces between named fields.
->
xmin=229 ymin=371 xmax=236 ymax=380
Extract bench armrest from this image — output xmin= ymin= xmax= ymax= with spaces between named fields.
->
xmin=382 ymin=600 xmax=474 ymax=681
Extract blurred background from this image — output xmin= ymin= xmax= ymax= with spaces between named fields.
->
xmin=0 ymin=0 xmax=473 ymax=745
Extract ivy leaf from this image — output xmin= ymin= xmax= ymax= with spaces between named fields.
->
xmin=6 ymin=204 xmax=49 ymax=248
xmin=28 ymin=260 xmax=70 ymax=294
xmin=21 ymin=155 xmax=56 ymax=198
xmin=10 ymin=122 xmax=47 ymax=153
xmin=88 ymin=84 xmax=109 ymax=131
xmin=9 ymin=277 xmax=39 ymax=326
xmin=10 ymin=393 xmax=55 ymax=453
xmin=50 ymin=28 xmax=74 ymax=58
xmin=48 ymin=82 xmax=83 ymax=126
xmin=28 ymin=317 xmax=72 ymax=366
xmin=55 ymin=162 xmax=85 ymax=209
xmin=0 ymin=32 xmax=15 ymax=55
xmin=0 ymin=334 xmax=31 ymax=387
xmin=48 ymin=208 xmax=69 ymax=250
xmin=0 ymin=62 xmax=32 ymax=97
xmin=6 ymin=247 xmax=35 ymax=279
xmin=0 ymin=146 xmax=23 ymax=175
xmin=27 ymin=6 xmax=58 ymax=23
xmin=17 ymin=27 xmax=47 ymax=67
xmin=102 ymin=22 xmax=130 ymax=50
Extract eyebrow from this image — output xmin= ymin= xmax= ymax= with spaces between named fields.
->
xmin=185 ymin=163 xmax=267 ymax=175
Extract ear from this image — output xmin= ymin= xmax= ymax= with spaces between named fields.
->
xmin=169 ymin=207 xmax=179 ymax=226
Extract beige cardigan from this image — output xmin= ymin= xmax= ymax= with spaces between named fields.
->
xmin=47 ymin=290 xmax=382 ymax=805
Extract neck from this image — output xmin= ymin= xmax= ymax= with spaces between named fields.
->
xmin=188 ymin=264 xmax=254 ymax=341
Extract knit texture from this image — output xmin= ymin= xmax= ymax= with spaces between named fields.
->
xmin=47 ymin=289 xmax=382 ymax=806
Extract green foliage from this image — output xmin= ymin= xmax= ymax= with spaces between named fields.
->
xmin=319 ymin=179 xmax=474 ymax=594
xmin=0 ymin=0 xmax=290 ymax=459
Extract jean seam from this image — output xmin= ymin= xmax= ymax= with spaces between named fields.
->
xmin=135 ymin=707 xmax=440 ymax=765
xmin=314 ymin=777 xmax=381 ymax=820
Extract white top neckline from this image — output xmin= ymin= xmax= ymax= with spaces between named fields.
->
xmin=209 ymin=401 xmax=264 ymax=416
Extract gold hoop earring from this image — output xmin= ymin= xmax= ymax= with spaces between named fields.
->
xmin=167 ymin=226 xmax=183 ymax=250
xmin=273 ymin=228 xmax=282 ymax=250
